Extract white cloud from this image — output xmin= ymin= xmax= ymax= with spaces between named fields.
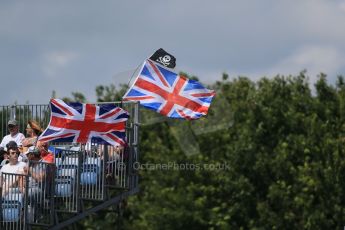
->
xmin=41 ymin=51 xmax=78 ymax=78
xmin=266 ymin=45 xmax=345 ymax=83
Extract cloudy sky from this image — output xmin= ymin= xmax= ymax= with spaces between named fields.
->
xmin=1 ymin=0 xmax=345 ymax=105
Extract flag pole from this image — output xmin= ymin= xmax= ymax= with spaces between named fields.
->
xmin=121 ymin=62 xmax=143 ymax=108
xmin=122 ymin=61 xmax=145 ymax=100
xmin=125 ymin=62 xmax=142 ymax=92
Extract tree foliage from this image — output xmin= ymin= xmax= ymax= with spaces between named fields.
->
xmin=73 ymin=72 xmax=345 ymax=229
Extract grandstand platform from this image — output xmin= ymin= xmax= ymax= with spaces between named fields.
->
xmin=0 ymin=102 xmax=140 ymax=230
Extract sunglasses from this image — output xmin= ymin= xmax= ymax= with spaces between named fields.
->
xmin=8 ymin=125 xmax=15 ymax=128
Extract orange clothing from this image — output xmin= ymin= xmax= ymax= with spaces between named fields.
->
xmin=41 ymin=152 xmax=54 ymax=164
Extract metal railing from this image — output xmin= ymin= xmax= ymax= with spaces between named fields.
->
xmin=0 ymin=172 xmax=28 ymax=230
xmin=26 ymin=161 xmax=55 ymax=226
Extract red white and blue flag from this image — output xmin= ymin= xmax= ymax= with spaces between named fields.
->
xmin=123 ymin=59 xmax=215 ymax=120
xmin=38 ymin=99 xmax=129 ymax=146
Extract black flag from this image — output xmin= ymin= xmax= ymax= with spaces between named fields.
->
xmin=149 ymin=48 xmax=176 ymax=69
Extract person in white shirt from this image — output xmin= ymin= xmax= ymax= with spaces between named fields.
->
xmin=0 ymin=141 xmax=27 ymax=195
xmin=0 ymin=119 xmax=25 ymax=149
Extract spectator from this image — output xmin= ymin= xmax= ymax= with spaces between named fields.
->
xmin=22 ymin=120 xmax=43 ymax=153
xmin=27 ymin=146 xmax=42 ymax=162
xmin=0 ymin=147 xmax=9 ymax=166
xmin=0 ymin=119 xmax=25 ymax=149
xmin=25 ymin=146 xmax=56 ymax=222
xmin=27 ymin=145 xmax=55 ymax=192
xmin=0 ymin=141 xmax=27 ymax=195
xmin=37 ymin=141 xmax=55 ymax=164
xmin=26 ymin=147 xmax=45 ymax=203
xmin=0 ymin=147 xmax=6 ymax=162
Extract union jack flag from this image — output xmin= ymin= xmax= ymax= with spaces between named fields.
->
xmin=38 ymin=99 xmax=129 ymax=146
xmin=123 ymin=59 xmax=215 ymax=119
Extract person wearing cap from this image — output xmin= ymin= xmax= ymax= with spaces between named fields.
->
xmin=26 ymin=146 xmax=42 ymax=162
xmin=0 ymin=119 xmax=25 ymax=149
xmin=26 ymin=146 xmax=46 ymax=205
xmin=0 ymin=141 xmax=27 ymax=195
xmin=26 ymin=146 xmax=50 ymax=184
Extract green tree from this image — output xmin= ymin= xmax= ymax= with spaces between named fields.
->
xmin=66 ymin=72 xmax=345 ymax=230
